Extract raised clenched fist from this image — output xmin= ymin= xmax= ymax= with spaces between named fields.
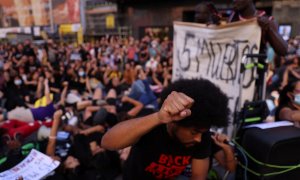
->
xmin=157 ymin=91 xmax=194 ymax=124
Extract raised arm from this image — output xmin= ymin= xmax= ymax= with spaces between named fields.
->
xmin=101 ymin=112 xmax=161 ymax=150
xmin=191 ymin=158 xmax=210 ymax=180
xmin=258 ymin=16 xmax=288 ymax=56
xmin=289 ymin=68 xmax=300 ymax=79
xmin=44 ymin=78 xmax=51 ymax=105
xmin=211 ymin=133 xmax=237 ymax=172
xmin=35 ymin=76 xmax=44 ymax=99
xmin=279 ymin=107 xmax=300 ymax=122
xmin=54 ymin=81 xmax=68 ymax=109
xmin=121 ymin=96 xmax=144 ymax=117
xmin=80 ymin=125 xmax=105 ymax=135
xmin=46 ymin=110 xmax=63 ymax=160
xmin=85 ymin=76 xmax=93 ymax=94
xmin=101 ymin=91 xmax=194 ymax=150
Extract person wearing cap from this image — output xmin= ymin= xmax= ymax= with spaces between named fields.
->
xmin=101 ymin=79 xmax=230 ymax=179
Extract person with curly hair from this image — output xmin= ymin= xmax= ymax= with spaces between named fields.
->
xmin=101 ymin=79 xmax=230 ymax=179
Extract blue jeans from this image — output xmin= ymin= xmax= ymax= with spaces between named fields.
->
xmin=129 ymin=79 xmax=158 ymax=110
xmin=129 ymin=79 xmax=145 ymax=100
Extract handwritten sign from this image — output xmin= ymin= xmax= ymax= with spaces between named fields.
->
xmin=0 ymin=149 xmax=60 ymax=180
xmin=173 ymin=20 xmax=262 ymax=133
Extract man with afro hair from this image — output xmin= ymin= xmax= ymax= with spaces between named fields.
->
xmin=101 ymin=79 xmax=230 ymax=179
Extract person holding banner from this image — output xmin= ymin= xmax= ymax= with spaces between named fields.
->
xmin=194 ymin=2 xmax=221 ymax=25
xmin=229 ymin=0 xmax=287 ymax=56
xmin=101 ymin=79 xmax=230 ymax=179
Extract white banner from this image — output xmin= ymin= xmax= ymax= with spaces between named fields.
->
xmin=173 ymin=19 xmax=262 ymax=131
xmin=0 ymin=27 xmax=21 ymax=38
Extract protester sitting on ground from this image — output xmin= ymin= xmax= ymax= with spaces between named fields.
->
xmin=267 ymin=55 xmax=293 ymax=93
xmin=0 ymin=36 xmax=176 ymax=179
xmin=275 ymin=80 xmax=300 ymax=124
xmin=83 ymin=88 xmax=144 ymax=128
xmin=0 ymin=79 xmax=67 ymax=122
xmin=121 ymin=62 xmax=135 ymax=90
xmin=102 ymin=79 xmax=230 ymax=179
xmin=3 ymin=74 xmax=31 ymax=111
xmin=43 ymin=67 xmax=61 ymax=97
xmin=138 ymin=39 xmax=150 ymax=67
xmin=177 ymin=132 xmax=237 ymax=179
xmin=103 ymin=65 xmax=123 ymax=96
xmin=117 ymin=131 xmax=237 ymax=179
xmin=0 ymin=78 xmax=105 ymax=124
xmin=76 ymin=66 xmax=92 ymax=96
xmin=128 ymin=67 xmax=158 ymax=110
xmin=45 ymin=109 xmax=121 ymax=180
xmin=54 ymin=86 xmax=125 ymax=137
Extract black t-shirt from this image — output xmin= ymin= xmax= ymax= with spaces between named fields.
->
xmin=4 ymin=82 xmax=30 ymax=110
xmin=12 ymin=50 xmax=23 ymax=60
xmin=48 ymin=78 xmax=61 ymax=92
xmin=79 ymin=49 xmax=89 ymax=61
xmin=123 ymin=125 xmax=211 ymax=180
xmin=68 ymin=134 xmax=121 ymax=179
xmin=23 ymin=45 xmax=35 ymax=57
xmin=179 ymin=135 xmax=222 ymax=178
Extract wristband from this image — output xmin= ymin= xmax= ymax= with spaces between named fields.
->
xmin=49 ymin=136 xmax=56 ymax=140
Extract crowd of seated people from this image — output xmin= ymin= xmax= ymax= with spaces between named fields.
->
xmin=0 ymin=33 xmax=239 ymax=179
xmin=0 ymin=35 xmax=174 ymax=179
xmin=266 ymin=36 xmax=300 ymax=122
xmin=0 ymin=13 xmax=298 ymax=178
